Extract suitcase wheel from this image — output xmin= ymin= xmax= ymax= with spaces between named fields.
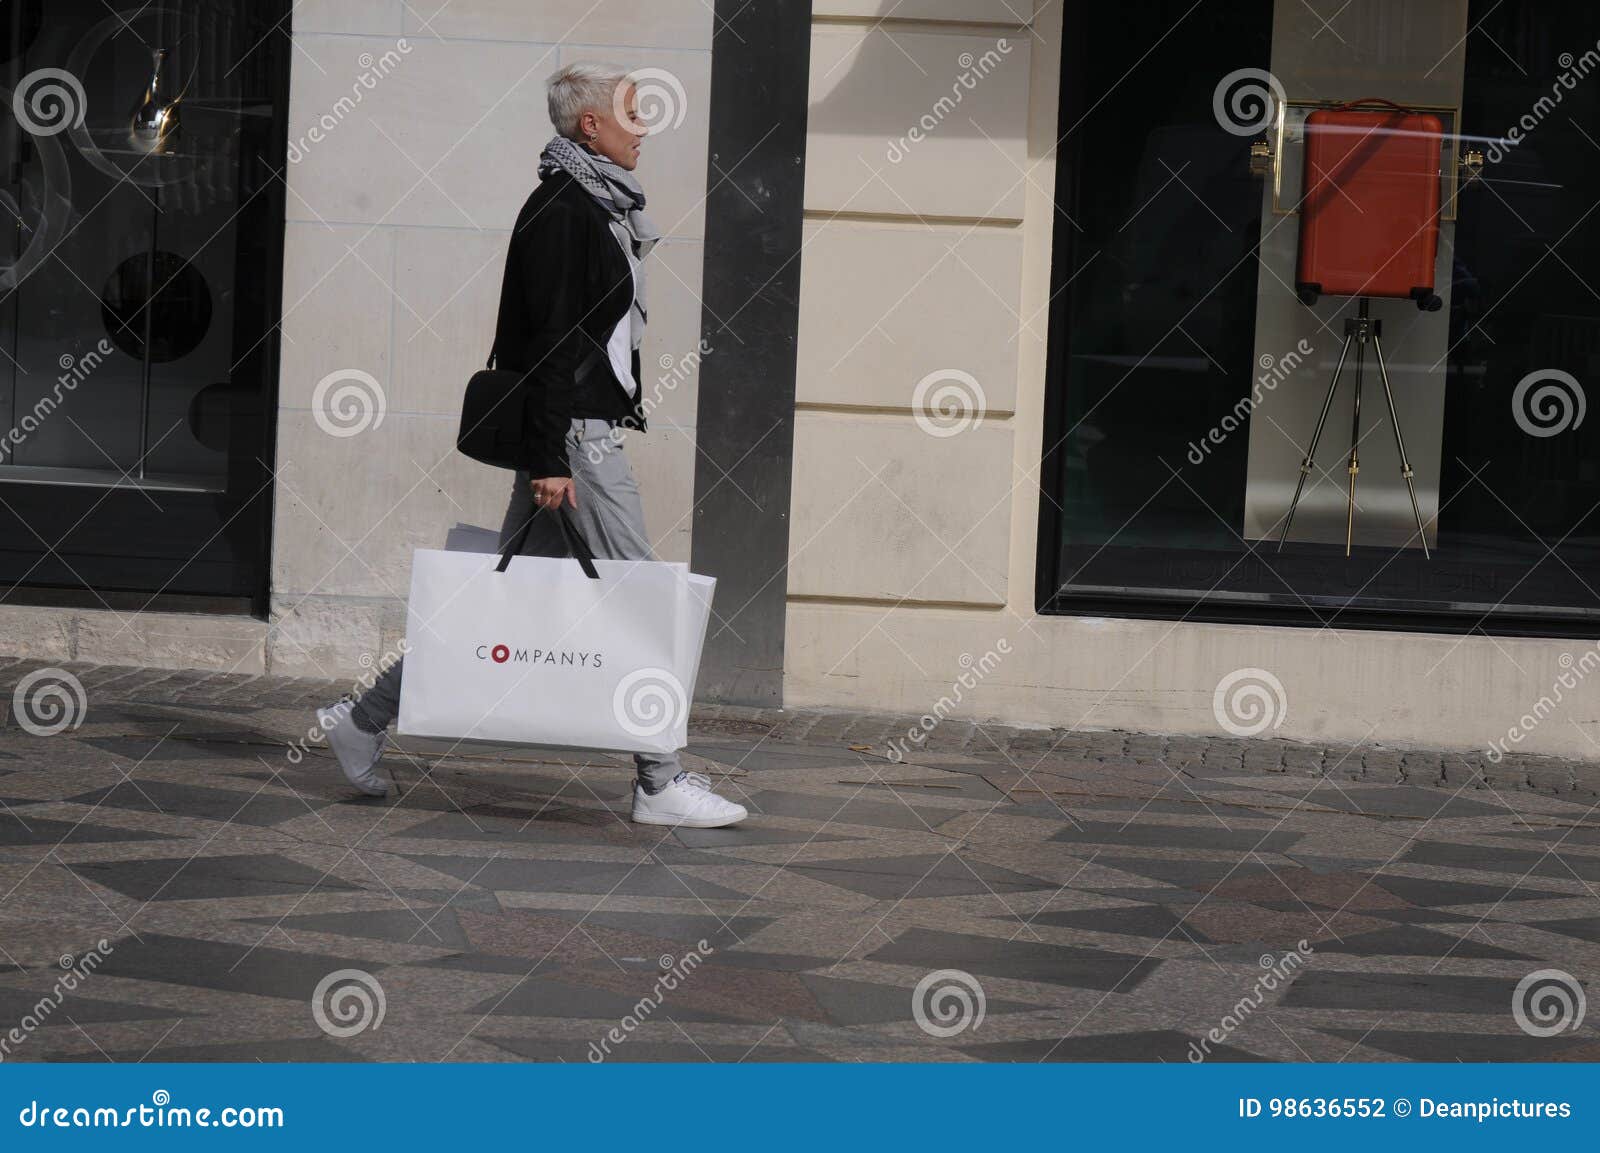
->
xmin=1410 ymin=288 xmax=1442 ymax=312
xmin=1296 ymin=283 xmax=1321 ymax=307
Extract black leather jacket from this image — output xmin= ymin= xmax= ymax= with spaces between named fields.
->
xmin=489 ymin=170 xmax=644 ymax=476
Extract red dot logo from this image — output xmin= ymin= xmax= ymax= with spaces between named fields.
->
xmin=491 ymin=644 xmax=510 ymax=664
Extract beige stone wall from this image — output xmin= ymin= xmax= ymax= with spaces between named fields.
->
xmin=269 ymin=1 xmax=713 ymax=679
xmin=785 ymin=0 xmax=1600 ymax=759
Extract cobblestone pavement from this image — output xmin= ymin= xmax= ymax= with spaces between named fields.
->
xmin=1 ymin=659 xmax=1597 ymax=1062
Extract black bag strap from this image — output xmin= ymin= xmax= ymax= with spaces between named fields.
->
xmin=487 ymin=332 xmax=607 ymax=378
xmin=496 ymin=505 xmax=599 ymax=580
xmin=574 ymin=342 xmax=605 ymax=385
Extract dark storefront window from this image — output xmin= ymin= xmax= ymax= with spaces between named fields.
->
xmin=1040 ymin=0 xmax=1600 ymax=634
xmin=1 ymin=0 xmax=290 ymax=611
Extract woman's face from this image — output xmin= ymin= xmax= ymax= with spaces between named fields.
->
xmin=579 ymin=83 xmax=644 ymax=170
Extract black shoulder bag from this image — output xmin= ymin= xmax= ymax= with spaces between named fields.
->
xmin=457 ymin=338 xmax=605 ymax=471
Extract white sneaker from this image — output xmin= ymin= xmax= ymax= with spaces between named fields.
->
xmin=631 ymin=772 xmax=747 ymax=828
xmin=316 ymin=703 xmax=390 ymax=797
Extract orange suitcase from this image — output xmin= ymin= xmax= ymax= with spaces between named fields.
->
xmin=1295 ymin=99 xmax=1443 ymax=311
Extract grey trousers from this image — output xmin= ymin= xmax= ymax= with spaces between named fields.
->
xmin=351 ymin=418 xmax=683 ymax=791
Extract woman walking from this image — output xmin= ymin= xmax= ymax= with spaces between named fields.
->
xmin=315 ymin=63 xmax=746 ymax=830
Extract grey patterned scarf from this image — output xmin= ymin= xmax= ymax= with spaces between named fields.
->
xmin=538 ymin=135 xmax=658 ymax=340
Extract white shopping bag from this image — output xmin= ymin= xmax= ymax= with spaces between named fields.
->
xmin=398 ymin=520 xmax=715 ymax=754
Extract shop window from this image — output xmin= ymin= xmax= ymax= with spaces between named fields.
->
xmin=1039 ymin=0 xmax=1600 ymax=633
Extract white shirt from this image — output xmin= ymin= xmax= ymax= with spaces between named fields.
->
xmin=606 ymin=226 xmax=640 ymax=398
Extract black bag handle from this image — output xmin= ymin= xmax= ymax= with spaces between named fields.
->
xmin=496 ymin=504 xmax=599 ymax=580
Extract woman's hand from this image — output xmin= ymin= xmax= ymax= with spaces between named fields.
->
xmin=530 ymin=476 xmax=577 ymax=510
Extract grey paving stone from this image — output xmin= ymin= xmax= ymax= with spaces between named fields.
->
xmin=404 ymin=855 xmax=750 ymax=901
xmin=481 ymin=1036 xmax=827 ymax=1062
xmin=849 ymin=774 xmax=1005 ymax=803
xmin=866 ymin=927 xmax=1162 ymax=992
xmin=788 ymin=853 xmax=1057 ymax=900
xmin=76 ymin=736 xmax=226 ymax=763
xmin=0 ymin=816 xmax=176 ymax=848
xmin=1371 ymin=875 xmax=1573 ymax=907
xmin=96 ymin=1037 xmax=369 ymax=1062
xmin=1361 ymin=751 xmax=1403 ymax=776
xmin=90 ymin=934 xmax=384 ymax=1000
xmin=1309 ymin=786 xmax=1505 ymax=820
xmin=392 ymin=808 xmax=616 ymax=845
xmin=672 ymin=824 xmax=858 ymax=849
xmin=921 ymin=720 xmax=977 ymax=750
xmin=75 ymin=665 xmax=151 ymax=690
xmin=1049 ymin=821 xmax=1303 ymax=854
xmin=242 ymin=908 xmax=470 ymax=950
xmin=69 ymin=854 xmax=359 ymax=902
xmin=798 ymin=974 xmax=1039 ymax=1026
xmin=1525 ymin=917 xmax=1600 ymax=944
xmin=1281 ymin=971 xmax=1521 ymax=1014
xmin=524 ymin=909 xmax=775 ymax=950
xmin=65 ymin=781 xmax=319 ymax=828
xmin=463 ymin=974 xmax=754 ymax=1023
xmin=0 ymin=988 xmax=184 ymax=1024
xmin=745 ymin=789 xmax=951 ymax=832
xmin=699 ymin=949 xmax=832 ymax=973
xmin=1364 ymin=906 xmax=1481 ymax=924
xmin=1403 ymin=840 xmax=1600 ymax=881
xmin=1090 ymin=856 xmax=1279 ymax=890
xmin=1504 ymin=824 xmax=1600 ymax=847
xmin=1526 ymin=766 xmax=1576 ymax=792
xmin=1315 ymin=924 xmax=1537 ymax=961
xmin=962 ymin=1030 xmax=1272 ymax=1062
xmin=1029 ymin=903 xmax=1216 ymax=942
xmin=1325 ymin=1028 xmax=1596 ymax=1063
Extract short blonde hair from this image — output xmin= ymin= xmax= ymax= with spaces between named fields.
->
xmin=547 ymin=62 xmax=631 ymax=139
